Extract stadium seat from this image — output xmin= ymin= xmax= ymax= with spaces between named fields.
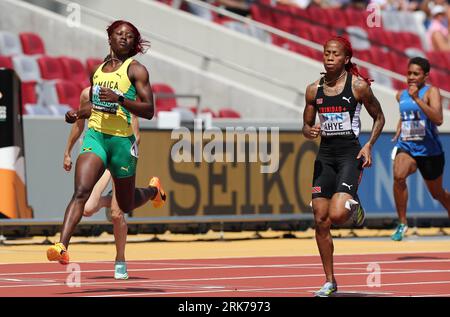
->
xmin=395 ymin=32 xmax=423 ymax=50
xmin=388 ymin=51 xmax=409 ymax=74
xmin=19 ymin=32 xmax=46 ymax=55
xmin=344 ymin=8 xmax=370 ymax=29
xmin=86 ymin=57 xmax=104 ymax=75
xmin=218 ymin=108 xmax=241 ymax=118
xmin=172 ymin=107 xmax=195 ymax=121
xmin=309 ymin=25 xmax=334 ymax=45
xmin=0 ymin=31 xmax=22 ymax=56
xmin=429 ymin=70 xmax=450 ymax=92
xmin=48 ymin=104 xmax=73 ymax=116
xmin=58 ymin=56 xmax=90 ymax=89
xmin=152 ymin=83 xmax=178 ymax=112
xmin=54 ymin=80 xmax=82 ymax=110
xmin=21 ymin=81 xmax=38 ymax=106
xmin=25 ymin=104 xmax=53 ymax=116
xmin=250 ymin=1 xmax=275 ymax=27
xmin=12 ymin=55 xmax=41 ymax=82
xmin=405 ymin=48 xmax=426 ymax=59
xmin=272 ymin=4 xmax=294 ymax=32
xmin=323 ymin=8 xmax=349 ymax=30
xmin=37 ymin=55 xmax=65 ymax=80
xmin=369 ymin=47 xmax=395 ymax=71
xmin=0 ymin=55 xmax=13 ymax=69
xmin=426 ymin=52 xmax=450 ymax=69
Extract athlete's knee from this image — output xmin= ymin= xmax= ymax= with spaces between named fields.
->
xmin=73 ymin=186 xmax=92 ymax=203
xmin=314 ymin=214 xmax=331 ymax=233
xmin=430 ymin=189 xmax=445 ymax=201
xmin=111 ymin=210 xmax=125 ymax=223
xmin=329 ymin=208 xmax=348 ymax=225
xmin=393 ymin=175 xmax=407 ymax=187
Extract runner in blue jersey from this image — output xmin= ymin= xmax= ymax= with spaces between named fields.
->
xmin=392 ymin=57 xmax=450 ymax=241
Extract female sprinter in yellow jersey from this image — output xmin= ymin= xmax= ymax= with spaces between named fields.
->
xmin=62 ymin=86 xmax=140 ymax=279
xmin=47 ymin=20 xmax=166 ymax=265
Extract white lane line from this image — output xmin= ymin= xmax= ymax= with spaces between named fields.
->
xmin=86 ymin=280 xmax=450 ymax=297
xmin=1 ymin=258 xmax=449 ymax=277
xmin=0 ymin=269 xmax=450 ymax=289
xmin=0 ymin=250 xmax=449 ymax=265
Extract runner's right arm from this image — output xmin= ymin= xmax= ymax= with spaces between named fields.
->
xmin=63 ymin=88 xmax=90 ymax=171
xmin=302 ymin=82 xmax=321 ymax=139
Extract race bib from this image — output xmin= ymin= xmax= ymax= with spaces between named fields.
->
xmin=91 ymin=84 xmax=121 ymax=114
xmin=401 ymin=120 xmax=426 ymax=141
xmin=319 ymin=112 xmax=352 ymax=136
xmin=130 ymin=140 xmax=139 ymax=158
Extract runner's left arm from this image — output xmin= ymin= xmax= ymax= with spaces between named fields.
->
xmin=354 ymin=79 xmax=385 ymax=167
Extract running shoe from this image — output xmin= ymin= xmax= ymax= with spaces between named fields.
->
xmin=347 ymin=199 xmax=366 ymax=227
xmin=114 ymin=261 xmax=129 ymax=280
xmin=149 ymin=177 xmax=166 ymax=208
xmin=47 ymin=242 xmax=69 ymax=265
xmin=391 ymin=223 xmax=408 ymax=241
xmin=314 ymin=282 xmax=338 ymax=297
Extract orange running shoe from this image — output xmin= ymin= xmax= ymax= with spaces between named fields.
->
xmin=47 ymin=242 xmax=70 ymax=265
xmin=149 ymin=177 xmax=166 ymax=208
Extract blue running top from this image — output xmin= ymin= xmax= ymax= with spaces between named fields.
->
xmin=396 ymin=85 xmax=443 ymax=157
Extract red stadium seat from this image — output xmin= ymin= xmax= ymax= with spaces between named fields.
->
xmin=37 ymin=55 xmax=64 ymax=80
xmin=323 ymin=8 xmax=349 ymax=29
xmin=306 ymin=6 xmax=330 ymax=27
xmin=393 ymin=79 xmax=408 ymax=91
xmin=21 ymin=82 xmax=38 ymax=113
xmin=54 ymin=80 xmax=82 ymax=110
xmin=190 ymin=106 xmax=217 ymax=117
xmin=426 ymin=51 xmax=450 ymax=69
xmin=0 ymin=55 xmax=13 ymax=69
xmin=272 ymin=5 xmax=294 ymax=32
xmin=345 ymin=8 xmax=370 ymax=29
xmin=152 ymin=83 xmax=177 ymax=111
xmin=429 ymin=70 xmax=450 ymax=92
xmin=353 ymin=49 xmax=371 ymax=63
xmin=218 ymin=108 xmax=241 ymax=118
xmin=366 ymin=28 xmax=393 ymax=48
xmin=19 ymin=32 xmax=46 ymax=55
xmin=389 ymin=51 xmax=409 ymax=74
xmin=369 ymin=47 xmax=395 ymax=71
xmin=310 ymin=25 xmax=335 ymax=45
xmin=394 ymin=32 xmax=423 ymax=50
xmin=58 ymin=56 xmax=90 ymax=89
xmin=250 ymin=1 xmax=275 ymax=27
xmin=85 ymin=57 xmax=104 ymax=75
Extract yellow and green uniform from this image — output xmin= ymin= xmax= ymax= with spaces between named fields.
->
xmin=80 ymin=57 xmax=138 ymax=178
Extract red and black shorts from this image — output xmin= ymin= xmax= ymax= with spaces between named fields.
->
xmin=312 ymin=139 xmax=364 ymax=200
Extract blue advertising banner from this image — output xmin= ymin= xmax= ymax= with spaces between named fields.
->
xmin=358 ymin=132 xmax=450 ymax=214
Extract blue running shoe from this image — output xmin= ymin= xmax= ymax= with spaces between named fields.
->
xmin=391 ymin=223 xmax=408 ymax=241
xmin=114 ymin=261 xmax=129 ymax=280
xmin=314 ymin=282 xmax=338 ymax=297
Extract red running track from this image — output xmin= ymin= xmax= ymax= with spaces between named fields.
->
xmin=0 ymin=252 xmax=449 ymax=297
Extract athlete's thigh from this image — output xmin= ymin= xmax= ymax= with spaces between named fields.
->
xmin=393 ymin=151 xmax=417 ymax=179
xmin=312 ymin=156 xmax=336 ymax=201
xmin=107 ymin=134 xmax=138 ymax=179
xmin=88 ymin=169 xmax=112 ymax=203
xmin=74 ymin=153 xmax=105 ymax=193
xmin=334 ymin=144 xmax=362 ymax=197
xmin=112 ymin=175 xmax=135 ymax=213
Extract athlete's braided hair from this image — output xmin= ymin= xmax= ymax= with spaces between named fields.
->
xmin=107 ymin=20 xmax=150 ymax=57
xmin=325 ymin=36 xmax=373 ymax=86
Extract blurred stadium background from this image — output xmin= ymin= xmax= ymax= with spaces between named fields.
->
xmin=0 ymin=0 xmax=449 ymax=240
